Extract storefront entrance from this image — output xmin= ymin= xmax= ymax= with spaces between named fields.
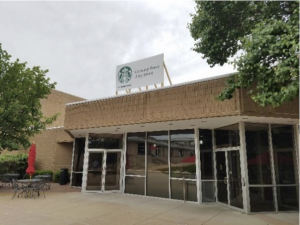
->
xmin=86 ymin=151 xmax=122 ymax=192
xmin=216 ymin=150 xmax=244 ymax=211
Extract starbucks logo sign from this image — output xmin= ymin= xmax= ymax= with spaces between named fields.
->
xmin=118 ymin=66 xmax=132 ymax=83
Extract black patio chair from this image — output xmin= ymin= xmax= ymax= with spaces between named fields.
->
xmin=11 ymin=179 xmax=26 ymax=199
xmin=34 ymin=175 xmax=52 ymax=190
xmin=32 ymin=179 xmax=46 ymax=198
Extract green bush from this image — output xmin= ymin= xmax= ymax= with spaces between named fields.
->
xmin=25 ymin=170 xmax=54 ymax=179
xmin=53 ymin=171 xmax=61 ymax=183
xmin=52 ymin=170 xmax=71 ymax=183
xmin=0 ymin=154 xmax=28 ymax=177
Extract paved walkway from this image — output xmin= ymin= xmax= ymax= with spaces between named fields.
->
xmin=0 ymin=185 xmax=298 ymax=225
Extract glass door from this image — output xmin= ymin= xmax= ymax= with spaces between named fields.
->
xmin=86 ymin=151 xmax=121 ymax=192
xmin=105 ymin=152 xmax=121 ymax=191
xmin=228 ymin=150 xmax=243 ymax=209
xmin=216 ymin=150 xmax=244 ymax=210
xmin=86 ymin=152 xmax=104 ymax=191
xmin=216 ymin=152 xmax=228 ymax=204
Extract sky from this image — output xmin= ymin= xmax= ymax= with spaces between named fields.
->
xmin=0 ymin=1 xmax=235 ymax=100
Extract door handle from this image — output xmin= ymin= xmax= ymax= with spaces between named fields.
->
xmin=224 ymin=177 xmax=228 ymax=184
xmin=242 ymin=177 xmax=246 ymax=186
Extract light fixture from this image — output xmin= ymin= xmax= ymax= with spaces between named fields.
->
xmin=169 ymin=123 xmax=173 ymax=125
xmin=140 ymin=125 xmax=145 ymax=127
xmin=116 ymin=127 xmax=120 ymax=129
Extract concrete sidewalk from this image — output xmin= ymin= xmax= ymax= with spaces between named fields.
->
xmin=0 ymin=190 xmax=298 ymax=225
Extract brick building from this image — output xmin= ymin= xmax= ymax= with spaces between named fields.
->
xmin=64 ymin=73 xmax=299 ymax=214
xmin=5 ymin=73 xmax=299 ymax=214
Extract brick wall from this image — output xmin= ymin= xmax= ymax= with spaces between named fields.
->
xmin=65 ymin=77 xmax=241 ymax=130
xmin=240 ymin=88 xmax=299 ymax=118
xmin=65 ymin=76 xmax=299 ymax=131
xmin=41 ymin=89 xmax=85 ymax=128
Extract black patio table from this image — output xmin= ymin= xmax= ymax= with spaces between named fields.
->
xmin=12 ymin=179 xmax=43 ymax=199
xmin=34 ymin=175 xmax=52 ymax=189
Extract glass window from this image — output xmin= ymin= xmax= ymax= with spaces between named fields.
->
xmin=147 ymin=131 xmax=169 ymax=198
xmin=88 ymin=134 xmax=123 ymax=149
xmin=125 ymin=176 xmax=145 ymax=196
xmin=71 ymin=173 xmax=83 ymax=187
xmin=71 ymin=138 xmax=85 ymax=187
xmin=249 ymin=187 xmax=275 ymax=212
xmin=202 ymin=181 xmax=215 ymax=202
xmin=171 ymin=180 xmax=197 ymax=202
xmin=272 ymin=125 xmax=298 ymax=185
xmin=72 ymin=138 xmax=85 ymax=172
xmin=126 ymin=133 xmax=146 ymax=176
xmin=277 ymin=186 xmax=299 ymax=211
xmin=170 ymin=130 xmax=196 ymax=179
xmin=215 ymin=124 xmax=240 ymax=148
xmin=272 ymin=125 xmax=294 ymax=149
xmin=199 ymin=129 xmax=214 ymax=180
xmin=245 ymin=123 xmax=272 ymax=185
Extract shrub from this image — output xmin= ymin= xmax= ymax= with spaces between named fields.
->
xmin=53 ymin=171 xmax=61 ymax=183
xmin=52 ymin=170 xmax=71 ymax=183
xmin=35 ymin=170 xmax=53 ymax=176
xmin=0 ymin=154 xmax=28 ymax=177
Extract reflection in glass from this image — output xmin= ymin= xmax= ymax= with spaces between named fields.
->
xmin=245 ymin=123 xmax=272 ymax=185
xmin=72 ymin=138 xmax=85 ymax=172
xmin=171 ymin=179 xmax=197 ymax=202
xmin=272 ymin=125 xmax=298 ymax=185
xmin=199 ymin=129 xmax=214 ymax=180
xmin=71 ymin=173 xmax=83 ymax=187
xmin=147 ymin=131 xmax=169 ymax=198
xmin=202 ymin=181 xmax=215 ymax=202
xmin=105 ymin=152 xmax=121 ymax=191
xmin=170 ymin=130 xmax=196 ymax=179
xmin=86 ymin=152 xmax=103 ymax=190
xmin=250 ymin=187 xmax=275 ymax=212
xmin=126 ymin=133 xmax=146 ymax=176
xmin=125 ymin=176 xmax=145 ymax=195
xmin=277 ymin=186 xmax=299 ymax=211
xmin=89 ymin=133 xmax=123 ymax=149
xmin=215 ymin=124 xmax=240 ymax=148
xmin=71 ymin=138 xmax=85 ymax=187
xmin=228 ymin=150 xmax=243 ymax=209
xmin=216 ymin=152 xmax=228 ymax=204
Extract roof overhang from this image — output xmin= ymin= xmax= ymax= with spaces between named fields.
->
xmin=69 ymin=115 xmax=299 ymax=138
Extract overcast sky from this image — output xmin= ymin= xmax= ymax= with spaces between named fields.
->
xmin=0 ymin=1 xmax=235 ymax=100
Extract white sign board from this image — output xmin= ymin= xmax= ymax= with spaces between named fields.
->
xmin=116 ymin=54 xmax=164 ymax=91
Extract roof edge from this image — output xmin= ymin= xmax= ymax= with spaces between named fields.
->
xmin=66 ymin=72 xmax=237 ymax=107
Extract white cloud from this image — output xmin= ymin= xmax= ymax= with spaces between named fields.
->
xmin=0 ymin=1 xmax=235 ymax=100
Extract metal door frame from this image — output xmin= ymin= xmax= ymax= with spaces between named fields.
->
xmin=215 ymin=148 xmax=245 ymax=213
xmin=85 ymin=149 xmax=122 ymax=193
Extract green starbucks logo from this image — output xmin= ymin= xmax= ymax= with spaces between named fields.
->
xmin=118 ymin=66 xmax=132 ymax=83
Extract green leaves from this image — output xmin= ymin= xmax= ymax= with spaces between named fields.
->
xmin=189 ymin=1 xmax=299 ymax=107
xmin=0 ymin=44 xmax=57 ymax=151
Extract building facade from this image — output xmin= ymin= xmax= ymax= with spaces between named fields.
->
xmin=2 ymin=89 xmax=85 ymax=171
xmin=64 ymin=74 xmax=299 ymax=214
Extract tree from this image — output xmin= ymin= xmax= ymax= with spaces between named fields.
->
xmin=0 ymin=44 xmax=57 ymax=151
xmin=188 ymin=1 xmax=299 ymax=107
